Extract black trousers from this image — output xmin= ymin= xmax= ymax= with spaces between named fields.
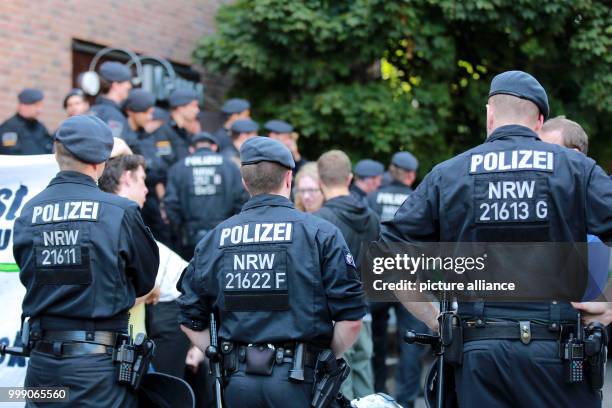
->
xmin=455 ymin=339 xmax=602 ymax=408
xmin=224 ymin=364 xmax=313 ymax=408
xmin=25 ymin=350 xmax=136 ymax=408
xmin=145 ymin=301 xmax=191 ymax=379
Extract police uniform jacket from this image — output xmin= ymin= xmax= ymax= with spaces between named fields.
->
xmin=381 ymin=125 xmax=612 ymax=322
xmin=177 ymin=194 xmax=367 ymax=347
xmin=153 ymin=120 xmax=191 ymax=163
xmin=89 ymin=96 xmax=135 ymax=146
xmin=164 ymin=147 xmax=246 ymax=240
xmin=135 ymin=129 xmax=175 ymax=188
xmin=13 ymin=171 xmax=160 ymax=331
xmin=0 ymin=114 xmax=52 ymax=155
xmin=212 ymin=127 xmax=232 ymax=152
xmin=367 ymin=180 xmax=413 ymax=222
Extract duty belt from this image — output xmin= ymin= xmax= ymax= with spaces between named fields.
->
xmin=463 ymin=321 xmax=570 ymax=344
xmin=223 ymin=342 xmax=320 ymax=367
xmin=34 ymin=330 xmax=119 ymax=357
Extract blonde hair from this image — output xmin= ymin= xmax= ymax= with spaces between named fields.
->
xmin=293 ymin=162 xmax=320 ymax=212
xmin=317 ymin=150 xmax=352 ymax=187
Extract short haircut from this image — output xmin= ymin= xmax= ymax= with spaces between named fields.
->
xmin=240 ymin=161 xmax=288 ymax=196
xmin=488 ymin=94 xmax=540 ymax=126
xmin=54 ymin=141 xmax=84 ymax=170
xmin=389 ymin=164 xmax=412 ymax=181
xmin=542 ymin=115 xmax=588 ymax=154
xmin=98 ymin=154 xmax=146 ymax=194
xmin=317 ymin=150 xmax=352 ymax=187
xmin=99 ymin=76 xmax=113 ymax=95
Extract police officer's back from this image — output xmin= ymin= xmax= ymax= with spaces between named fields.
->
xmin=178 ymin=137 xmax=367 ymax=408
xmin=13 ymin=115 xmax=160 ymax=407
xmin=164 ymin=132 xmax=246 ymax=259
xmin=0 ymin=88 xmax=52 ymax=155
xmin=381 ymin=71 xmax=612 ymax=407
xmin=367 ymin=152 xmax=418 ymax=222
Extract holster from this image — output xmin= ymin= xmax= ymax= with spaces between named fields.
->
xmin=584 ymin=322 xmax=608 ymax=391
xmin=311 ymin=350 xmax=350 ymax=408
xmin=441 ymin=313 xmax=463 ymax=365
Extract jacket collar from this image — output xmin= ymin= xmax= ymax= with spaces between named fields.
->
xmin=486 ymin=124 xmax=541 ymax=143
xmin=242 ymin=194 xmax=294 ymax=212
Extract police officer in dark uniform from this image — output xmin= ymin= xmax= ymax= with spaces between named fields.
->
xmin=13 ymin=115 xmax=160 ymax=407
xmin=177 ymin=136 xmax=367 ymax=408
xmin=368 ymin=152 xmax=418 ymax=222
xmin=213 ymin=98 xmax=251 ymax=153
xmin=265 ymin=119 xmax=308 ymax=175
xmin=0 ymin=88 xmax=52 ymax=155
xmin=152 ymin=89 xmax=200 ymax=162
xmin=89 ymin=61 xmax=134 ymax=145
xmin=381 ymin=71 xmax=612 ymax=407
xmin=222 ymin=118 xmax=259 ymax=165
xmin=350 ymin=159 xmax=384 ymax=205
xmin=164 ymin=131 xmax=246 ymax=259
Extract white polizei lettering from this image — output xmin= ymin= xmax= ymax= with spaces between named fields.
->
xmin=276 ymin=272 xmax=286 ymax=289
xmin=260 ymin=223 xmax=273 ymax=242
xmin=220 ymin=228 xmax=231 ymax=246
xmin=242 ymin=224 xmax=254 ymax=243
xmin=66 ymin=229 xmax=79 ymax=245
xmin=518 ymin=150 xmax=532 ymax=169
xmin=285 ymin=223 xmax=292 ymax=241
xmin=42 ymin=205 xmax=53 ymax=222
xmin=497 ymin=152 xmax=511 ymax=170
xmin=471 ymin=150 xmax=554 ymax=173
xmin=81 ymin=201 xmax=93 ymax=219
xmin=219 ymin=223 xmax=294 ymax=246
xmin=55 ymin=231 xmax=66 ymax=245
xmin=68 ymin=202 xmax=80 ymax=219
xmin=470 ymin=154 xmax=484 ymax=173
xmin=273 ymin=223 xmax=285 ymax=241
xmin=32 ymin=206 xmax=43 ymax=223
xmin=230 ymin=226 xmax=241 ymax=244
xmin=547 ymin=152 xmax=554 ymax=170
xmin=516 ymin=180 xmax=535 ymax=199
xmin=483 ymin=153 xmax=497 ymax=171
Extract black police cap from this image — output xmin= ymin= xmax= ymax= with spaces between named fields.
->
xmin=18 ymin=88 xmax=44 ymax=104
xmin=168 ymin=89 xmax=198 ymax=108
xmin=99 ymin=61 xmax=132 ymax=83
xmin=240 ymin=136 xmax=295 ymax=169
xmin=354 ymin=159 xmax=384 ymax=178
xmin=221 ymin=98 xmax=250 ymax=114
xmin=391 ymin=151 xmax=418 ymax=171
xmin=54 ymin=115 xmax=114 ymax=164
xmin=191 ymin=131 xmax=219 ymax=146
xmin=125 ymin=89 xmax=156 ymax=112
xmin=489 ymin=70 xmax=549 ymax=119
xmin=264 ymin=119 xmax=293 ymax=134
xmin=62 ymin=88 xmax=85 ymax=108
xmin=231 ymin=119 xmax=259 ymax=134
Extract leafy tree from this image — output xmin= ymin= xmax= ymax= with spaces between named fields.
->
xmin=194 ymin=0 xmax=611 ymax=173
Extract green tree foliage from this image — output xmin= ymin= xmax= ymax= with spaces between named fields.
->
xmin=195 ymin=0 xmax=611 ymax=173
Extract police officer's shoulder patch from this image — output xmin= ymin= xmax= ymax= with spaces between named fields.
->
xmin=2 ymin=132 xmax=18 ymax=147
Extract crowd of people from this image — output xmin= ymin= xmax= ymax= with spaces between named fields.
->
xmin=3 ymin=62 xmax=611 ymax=408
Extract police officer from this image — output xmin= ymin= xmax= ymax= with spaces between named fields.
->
xmin=164 ymin=131 xmax=246 ymax=259
xmin=89 ymin=61 xmax=134 ymax=143
xmin=265 ymin=119 xmax=307 ymax=174
xmin=178 ymin=136 xmax=367 ymax=407
xmin=368 ymin=152 xmax=418 ymax=222
xmin=222 ymin=118 xmax=259 ymax=165
xmin=63 ymin=88 xmax=90 ymax=117
xmin=152 ymin=88 xmax=201 ymax=162
xmin=213 ymin=98 xmax=251 ymax=152
xmin=381 ymin=71 xmax=612 ymax=407
xmin=12 ymin=115 xmax=159 ymax=407
xmin=0 ymin=88 xmax=52 ymax=155
xmin=350 ymin=159 xmax=384 ymax=205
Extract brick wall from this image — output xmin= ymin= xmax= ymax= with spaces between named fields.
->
xmin=0 ymin=0 xmax=226 ymax=130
